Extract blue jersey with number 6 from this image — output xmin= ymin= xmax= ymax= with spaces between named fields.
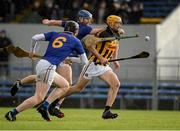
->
xmin=43 ymin=31 xmax=85 ymax=66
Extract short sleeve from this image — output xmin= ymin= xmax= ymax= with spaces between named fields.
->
xmin=74 ymin=39 xmax=85 ymax=55
xmin=61 ymin=21 xmax=67 ymax=28
xmin=86 ymin=26 xmax=92 ymax=34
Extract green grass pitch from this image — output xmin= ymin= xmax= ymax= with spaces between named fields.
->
xmin=0 ymin=108 xmax=180 ymax=130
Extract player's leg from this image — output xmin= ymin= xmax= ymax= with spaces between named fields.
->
xmin=5 ymin=59 xmax=56 ymax=121
xmin=99 ymin=70 xmax=120 ymax=119
xmin=58 ymin=63 xmax=72 ymax=84
xmin=58 ymin=63 xmax=91 ymax=99
xmin=48 ymin=63 xmax=72 ymax=118
xmin=58 ymin=62 xmax=98 ymax=98
xmin=63 ymin=75 xmax=89 ymax=96
xmin=46 ymin=63 xmax=90 ymax=119
xmin=45 ymin=73 xmax=69 ymax=104
xmin=37 ymin=72 xmax=69 ymax=121
xmin=5 ymin=81 xmax=50 ymax=121
xmin=11 ymin=75 xmax=36 ymax=96
xmin=52 ymin=75 xmax=89 ymax=106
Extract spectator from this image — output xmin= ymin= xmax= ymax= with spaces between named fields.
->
xmin=50 ymin=4 xmax=60 ymax=20
xmin=53 ymin=0 xmax=67 ymax=19
xmin=130 ymin=1 xmax=143 ymax=24
xmin=96 ymin=0 xmax=107 ymax=24
xmin=0 ymin=0 xmax=15 ymax=22
xmin=22 ymin=1 xmax=42 ymax=23
xmin=121 ymin=1 xmax=131 ymax=24
xmin=68 ymin=0 xmax=82 ymax=20
xmin=0 ymin=30 xmax=13 ymax=78
xmin=0 ymin=0 xmax=145 ymax=24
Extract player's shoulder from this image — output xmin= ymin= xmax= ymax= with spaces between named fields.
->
xmin=72 ymin=36 xmax=81 ymax=43
xmin=64 ymin=32 xmax=80 ymax=42
xmin=52 ymin=31 xmax=61 ymax=35
xmin=45 ymin=31 xmax=59 ymax=35
xmin=44 ymin=31 xmax=60 ymax=39
xmin=96 ymin=28 xmax=110 ymax=38
xmin=79 ymin=23 xmax=92 ymax=29
xmin=71 ymin=36 xmax=82 ymax=46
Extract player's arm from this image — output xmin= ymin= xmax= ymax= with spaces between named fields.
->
xmin=30 ymin=34 xmax=45 ymax=57
xmin=90 ymin=28 xmax=125 ymax=35
xmin=42 ymin=19 xmax=63 ymax=26
xmin=73 ymin=39 xmax=89 ymax=65
xmin=112 ymin=41 xmax=120 ymax=69
xmin=80 ymin=53 xmax=88 ymax=64
xmin=112 ymin=41 xmax=119 ymax=60
xmin=66 ymin=53 xmax=88 ymax=65
xmin=90 ymin=28 xmax=103 ymax=35
xmin=85 ymin=36 xmax=108 ymax=65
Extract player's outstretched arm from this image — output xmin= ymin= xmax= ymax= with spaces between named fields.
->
xmin=112 ymin=43 xmax=120 ymax=69
xmin=66 ymin=53 xmax=88 ymax=65
xmin=90 ymin=28 xmax=103 ymax=35
xmin=42 ymin=19 xmax=62 ymax=26
xmin=90 ymin=28 xmax=125 ymax=36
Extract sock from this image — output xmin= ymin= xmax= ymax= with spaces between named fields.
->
xmin=55 ymin=103 xmax=61 ymax=110
xmin=51 ymin=99 xmax=60 ymax=107
xmin=18 ymin=80 xmax=23 ymax=86
xmin=43 ymin=101 xmax=49 ymax=110
xmin=12 ymin=109 xmax=19 ymax=115
xmin=3 ymin=48 xmax=8 ymax=53
xmin=104 ymin=106 xmax=111 ymax=112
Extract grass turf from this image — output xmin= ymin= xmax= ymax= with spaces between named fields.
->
xmin=0 ymin=108 xmax=180 ymax=130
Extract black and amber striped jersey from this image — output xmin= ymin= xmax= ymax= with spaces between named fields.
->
xmin=88 ymin=27 xmax=119 ymax=63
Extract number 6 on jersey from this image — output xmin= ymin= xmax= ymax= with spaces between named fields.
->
xmin=52 ymin=37 xmax=67 ymax=48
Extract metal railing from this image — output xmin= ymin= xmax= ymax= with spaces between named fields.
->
xmin=157 ymin=57 xmax=180 ymax=81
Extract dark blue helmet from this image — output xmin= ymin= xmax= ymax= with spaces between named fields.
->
xmin=64 ymin=21 xmax=79 ymax=33
xmin=77 ymin=10 xmax=92 ymax=19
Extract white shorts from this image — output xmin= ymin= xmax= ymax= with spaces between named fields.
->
xmin=81 ymin=62 xmax=112 ymax=79
xmin=36 ymin=59 xmax=57 ymax=86
xmin=58 ymin=62 xmax=67 ymax=68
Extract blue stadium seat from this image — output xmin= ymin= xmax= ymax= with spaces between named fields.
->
xmin=0 ymin=82 xmax=180 ymax=109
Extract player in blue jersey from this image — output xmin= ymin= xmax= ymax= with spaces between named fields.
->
xmin=42 ymin=10 xmax=102 ymax=40
xmin=42 ymin=9 xmax=104 ymax=56
xmin=5 ymin=21 xmax=88 ymax=121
